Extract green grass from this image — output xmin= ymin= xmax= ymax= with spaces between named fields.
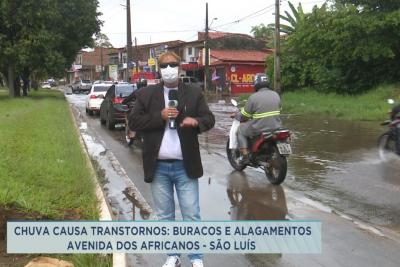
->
xmin=0 ymin=89 xmax=112 ymax=266
xmin=238 ymin=84 xmax=400 ymax=121
xmin=0 ymin=89 xmax=98 ymax=219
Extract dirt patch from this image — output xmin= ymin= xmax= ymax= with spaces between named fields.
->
xmin=0 ymin=205 xmax=83 ymax=267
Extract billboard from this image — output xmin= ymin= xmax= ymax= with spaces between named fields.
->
xmin=109 ymin=65 xmax=118 ymax=80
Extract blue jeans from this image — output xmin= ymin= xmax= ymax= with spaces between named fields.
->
xmin=151 ymin=160 xmax=203 ymax=261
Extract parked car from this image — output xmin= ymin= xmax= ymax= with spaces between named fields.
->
xmin=47 ymin=78 xmax=57 ymax=87
xmin=179 ymin=76 xmax=203 ymax=89
xmin=42 ymin=82 xmax=51 ymax=89
xmin=99 ymin=84 xmax=137 ymax=130
xmin=85 ymin=83 xmax=112 ymax=116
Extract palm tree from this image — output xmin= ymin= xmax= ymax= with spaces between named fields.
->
xmin=279 ymin=1 xmax=305 ymax=34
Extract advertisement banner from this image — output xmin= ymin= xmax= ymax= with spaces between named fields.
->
xmin=108 ymin=65 xmax=118 ymax=80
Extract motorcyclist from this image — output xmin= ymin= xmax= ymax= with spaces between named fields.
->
xmin=391 ymin=104 xmax=400 ymax=155
xmin=237 ymin=74 xmax=282 ymax=165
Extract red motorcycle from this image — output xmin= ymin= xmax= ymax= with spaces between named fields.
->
xmin=226 ymin=99 xmax=292 ymax=185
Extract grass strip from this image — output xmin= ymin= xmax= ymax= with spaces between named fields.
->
xmin=0 ymin=89 xmax=98 ymax=218
xmin=0 ymin=89 xmax=113 ymax=266
xmin=238 ymin=84 xmax=400 ymax=121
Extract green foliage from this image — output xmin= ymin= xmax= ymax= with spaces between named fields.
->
xmin=94 ymin=33 xmax=113 ymax=48
xmin=72 ymin=254 xmax=112 ymax=267
xmin=250 ymin=23 xmax=274 ymax=48
xmin=210 ymin=35 xmax=265 ymax=50
xmin=0 ymin=0 xmax=101 ymax=93
xmin=267 ymin=2 xmax=400 ymax=93
xmin=251 ymin=23 xmax=274 ymax=39
xmin=336 ymin=0 xmax=400 ymax=11
xmin=279 ymin=1 xmax=305 ymax=34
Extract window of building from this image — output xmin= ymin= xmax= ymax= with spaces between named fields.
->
xmin=188 ymin=47 xmax=193 ymax=56
xmin=76 ymin=54 xmax=82 ymax=65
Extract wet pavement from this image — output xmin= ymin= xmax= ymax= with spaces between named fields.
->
xmin=65 ymin=92 xmax=400 ymax=266
xmin=203 ymin=101 xmax=400 ymax=229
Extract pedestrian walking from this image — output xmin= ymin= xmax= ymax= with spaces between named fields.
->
xmin=129 ymin=51 xmax=215 ymax=267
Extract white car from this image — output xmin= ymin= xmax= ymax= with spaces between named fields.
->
xmin=42 ymin=82 xmax=51 ymax=89
xmin=85 ymin=83 xmax=112 ymax=115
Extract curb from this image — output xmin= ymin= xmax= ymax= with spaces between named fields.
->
xmin=66 ymin=97 xmax=127 ymax=267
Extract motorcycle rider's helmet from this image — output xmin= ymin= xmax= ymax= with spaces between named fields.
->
xmin=391 ymin=104 xmax=400 ymax=121
xmin=253 ymin=73 xmax=269 ymax=91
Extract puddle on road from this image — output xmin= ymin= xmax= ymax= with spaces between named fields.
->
xmin=225 ymin=171 xmax=288 ymax=221
xmin=202 ymin=100 xmax=400 ymax=228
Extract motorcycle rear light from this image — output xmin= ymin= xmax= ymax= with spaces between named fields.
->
xmin=90 ymin=95 xmax=97 ymax=99
xmin=113 ymin=97 xmax=123 ymax=104
xmin=273 ymin=131 xmax=290 ymax=141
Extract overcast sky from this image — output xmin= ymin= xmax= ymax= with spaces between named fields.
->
xmin=98 ymin=0 xmax=326 ymax=48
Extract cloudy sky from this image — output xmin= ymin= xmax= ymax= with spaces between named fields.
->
xmin=98 ymin=0 xmax=326 ymax=48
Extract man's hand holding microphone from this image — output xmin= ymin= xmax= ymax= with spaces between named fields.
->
xmin=161 ymin=90 xmax=198 ymax=128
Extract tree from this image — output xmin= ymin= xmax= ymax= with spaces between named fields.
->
xmin=94 ymin=33 xmax=112 ymax=80
xmin=251 ymin=23 xmax=275 ymax=48
xmin=94 ymin=33 xmax=113 ymax=48
xmin=336 ymin=0 xmax=400 ymax=11
xmin=269 ymin=2 xmax=400 ymax=93
xmin=0 ymin=0 xmax=101 ymax=97
xmin=279 ymin=1 xmax=306 ymax=34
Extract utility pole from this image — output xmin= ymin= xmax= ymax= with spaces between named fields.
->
xmin=135 ymin=37 xmax=139 ymax=74
xmin=100 ymin=46 xmax=104 ymax=80
xmin=204 ymin=2 xmax=211 ymax=92
xmin=126 ymin=0 xmax=133 ymax=82
xmin=274 ymin=0 xmax=281 ymax=94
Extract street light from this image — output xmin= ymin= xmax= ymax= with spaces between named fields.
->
xmin=209 ymin=17 xmax=218 ymax=30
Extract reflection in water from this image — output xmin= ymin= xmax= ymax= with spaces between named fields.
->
xmin=226 ymin=171 xmax=287 ymax=266
xmin=226 ymin=171 xmax=288 ymax=220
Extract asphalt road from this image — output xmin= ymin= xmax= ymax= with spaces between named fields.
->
xmin=66 ymin=92 xmax=400 ymax=267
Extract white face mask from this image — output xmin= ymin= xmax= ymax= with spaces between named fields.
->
xmin=160 ymin=65 xmax=179 ymax=84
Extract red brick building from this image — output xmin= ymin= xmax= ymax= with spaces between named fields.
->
xmin=67 ymin=47 xmax=117 ymax=83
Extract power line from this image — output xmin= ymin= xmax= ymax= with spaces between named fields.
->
xmin=211 ymin=4 xmax=275 ymax=30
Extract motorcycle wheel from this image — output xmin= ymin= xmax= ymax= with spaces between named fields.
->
xmin=226 ymin=140 xmax=246 ymax=171
xmin=378 ymin=132 xmax=397 ymax=160
xmin=265 ymin=145 xmax=287 ymax=185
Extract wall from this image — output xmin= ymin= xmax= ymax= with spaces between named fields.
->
xmin=225 ymin=64 xmax=265 ymax=94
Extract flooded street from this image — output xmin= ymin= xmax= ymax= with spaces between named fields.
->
xmin=202 ymin=100 xmax=400 ymax=229
xmin=66 ymin=92 xmax=400 ymax=266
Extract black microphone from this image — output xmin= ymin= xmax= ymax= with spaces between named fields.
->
xmin=168 ymin=90 xmax=178 ymax=129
